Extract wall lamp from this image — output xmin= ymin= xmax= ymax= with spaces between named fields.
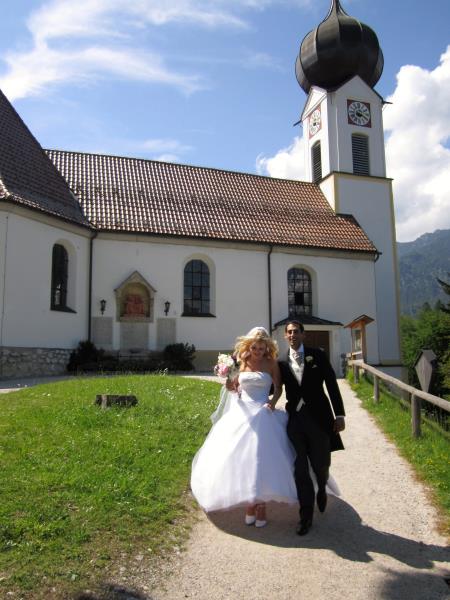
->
xmin=164 ymin=300 xmax=171 ymax=316
xmin=100 ymin=299 xmax=107 ymax=315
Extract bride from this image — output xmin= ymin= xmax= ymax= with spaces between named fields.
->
xmin=191 ymin=327 xmax=339 ymax=527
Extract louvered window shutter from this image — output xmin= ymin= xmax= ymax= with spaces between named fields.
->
xmin=311 ymin=142 xmax=322 ymax=183
xmin=352 ymin=134 xmax=370 ymax=175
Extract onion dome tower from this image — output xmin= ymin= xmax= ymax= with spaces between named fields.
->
xmin=295 ymin=1 xmax=401 ymax=376
xmin=295 ymin=0 xmax=384 ymax=94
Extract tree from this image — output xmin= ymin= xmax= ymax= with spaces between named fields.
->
xmin=400 ymin=304 xmax=450 ymax=398
xmin=436 ymin=274 xmax=450 ymax=392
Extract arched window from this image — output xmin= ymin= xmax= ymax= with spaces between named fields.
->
xmin=51 ymin=244 xmax=68 ymax=310
xmin=288 ymin=268 xmax=312 ymax=316
xmin=352 ymin=134 xmax=370 ymax=175
xmin=183 ymin=259 xmax=210 ymax=316
xmin=311 ymin=141 xmax=322 ymax=183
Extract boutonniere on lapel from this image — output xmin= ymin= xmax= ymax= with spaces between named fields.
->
xmin=305 ymin=355 xmax=318 ymax=368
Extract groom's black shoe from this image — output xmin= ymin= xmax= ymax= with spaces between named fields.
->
xmin=296 ymin=518 xmax=313 ymax=536
xmin=317 ymin=489 xmax=327 ymax=513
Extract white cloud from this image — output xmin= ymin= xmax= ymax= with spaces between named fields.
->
xmin=104 ymin=137 xmax=193 ymax=162
xmin=0 ymin=0 xmax=247 ymax=100
xmin=242 ymin=51 xmax=282 ymax=71
xmin=257 ymin=48 xmax=450 ymax=242
xmin=0 ymin=43 xmax=201 ymax=99
xmin=256 ymin=135 xmax=305 ymax=180
xmin=154 ymin=153 xmax=183 ymax=163
xmin=140 ymin=138 xmax=193 ymax=153
xmin=0 ymin=0 xmax=316 ymax=101
xmin=384 ymin=46 xmax=450 ymax=242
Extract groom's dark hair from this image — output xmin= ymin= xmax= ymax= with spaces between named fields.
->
xmin=284 ymin=320 xmax=305 ymax=333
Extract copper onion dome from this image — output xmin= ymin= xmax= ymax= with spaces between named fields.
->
xmin=295 ymin=0 xmax=384 ymax=94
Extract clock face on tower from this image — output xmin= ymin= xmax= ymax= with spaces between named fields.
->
xmin=309 ymin=107 xmax=321 ymax=137
xmin=347 ymin=100 xmax=371 ymax=127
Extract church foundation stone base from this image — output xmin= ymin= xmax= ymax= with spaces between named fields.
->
xmin=0 ymin=347 xmax=71 ymax=379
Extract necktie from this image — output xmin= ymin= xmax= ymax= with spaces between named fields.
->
xmin=293 ymin=350 xmax=304 ymax=365
xmin=291 ymin=350 xmax=305 ymax=411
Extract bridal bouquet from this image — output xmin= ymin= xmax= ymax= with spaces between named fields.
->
xmin=214 ymin=353 xmax=239 ymax=381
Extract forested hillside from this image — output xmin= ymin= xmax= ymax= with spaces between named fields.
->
xmin=397 ymin=229 xmax=450 ymax=315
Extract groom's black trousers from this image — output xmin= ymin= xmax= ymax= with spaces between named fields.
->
xmin=287 ymin=408 xmax=330 ymax=519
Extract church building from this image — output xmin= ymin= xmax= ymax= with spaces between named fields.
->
xmin=0 ymin=0 xmax=402 ymax=378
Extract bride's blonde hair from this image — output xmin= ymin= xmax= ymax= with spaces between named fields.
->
xmin=234 ymin=326 xmax=278 ymax=365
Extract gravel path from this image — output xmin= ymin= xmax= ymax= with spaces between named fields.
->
xmin=151 ymin=379 xmax=450 ymax=600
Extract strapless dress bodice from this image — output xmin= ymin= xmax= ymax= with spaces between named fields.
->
xmin=239 ymin=371 xmax=272 ymax=405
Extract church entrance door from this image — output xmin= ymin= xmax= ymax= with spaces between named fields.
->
xmin=304 ymin=330 xmax=330 ymax=358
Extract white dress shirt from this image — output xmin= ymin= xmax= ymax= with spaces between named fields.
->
xmin=289 ymin=343 xmax=305 ymax=385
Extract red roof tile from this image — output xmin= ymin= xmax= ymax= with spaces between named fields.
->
xmin=46 ymin=149 xmax=377 ymax=254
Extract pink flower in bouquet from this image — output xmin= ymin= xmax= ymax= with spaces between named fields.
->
xmin=214 ymin=353 xmax=239 ymax=380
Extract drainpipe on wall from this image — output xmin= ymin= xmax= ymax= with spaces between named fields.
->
xmin=267 ymin=245 xmax=273 ymax=332
xmin=88 ymin=231 xmax=98 ymax=342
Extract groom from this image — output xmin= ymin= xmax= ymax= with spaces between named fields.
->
xmin=279 ymin=320 xmax=345 ymax=536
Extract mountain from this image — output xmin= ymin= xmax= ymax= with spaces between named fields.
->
xmin=397 ymin=229 xmax=450 ymax=315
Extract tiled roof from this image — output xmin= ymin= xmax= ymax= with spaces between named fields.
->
xmin=0 ymin=90 xmax=89 ymax=227
xmin=46 ymin=149 xmax=377 ymax=254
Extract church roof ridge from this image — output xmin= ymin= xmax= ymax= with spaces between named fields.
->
xmin=44 ymin=147 xmax=320 ymax=189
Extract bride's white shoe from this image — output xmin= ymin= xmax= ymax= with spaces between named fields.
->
xmin=255 ymin=504 xmax=267 ymax=527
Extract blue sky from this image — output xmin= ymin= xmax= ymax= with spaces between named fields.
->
xmin=1 ymin=0 xmax=449 ymax=242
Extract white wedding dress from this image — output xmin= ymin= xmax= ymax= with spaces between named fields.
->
xmin=191 ymin=371 xmax=340 ymax=512
xmin=191 ymin=372 xmax=304 ymax=511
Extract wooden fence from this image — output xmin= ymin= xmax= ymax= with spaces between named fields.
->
xmin=348 ymin=359 xmax=450 ymax=438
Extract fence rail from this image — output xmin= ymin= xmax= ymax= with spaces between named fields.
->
xmin=348 ymin=359 xmax=450 ymax=438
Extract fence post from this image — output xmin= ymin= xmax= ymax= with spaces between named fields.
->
xmin=353 ymin=363 xmax=360 ymax=383
xmin=373 ymin=375 xmax=379 ymax=403
xmin=411 ymin=394 xmax=422 ymax=438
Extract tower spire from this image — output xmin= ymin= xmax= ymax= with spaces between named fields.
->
xmin=295 ymin=0 xmax=383 ymax=94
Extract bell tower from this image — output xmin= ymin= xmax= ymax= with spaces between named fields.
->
xmin=295 ymin=0 xmax=402 ymax=374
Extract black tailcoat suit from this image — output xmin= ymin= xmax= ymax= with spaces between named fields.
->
xmin=279 ymin=346 xmax=345 ymax=520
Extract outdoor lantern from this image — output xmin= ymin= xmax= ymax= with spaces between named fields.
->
xmin=164 ymin=300 xmax=170 ymax=316
xmin=100 ymin=299 xmax=107 ymax=315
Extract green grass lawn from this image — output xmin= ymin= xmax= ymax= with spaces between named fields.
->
xmin=0 ymin=373 xmax=220 ymax=598
xmin=349 ymin=373 xmax=450 ymax=538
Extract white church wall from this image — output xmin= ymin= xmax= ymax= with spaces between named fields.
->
xmin=303 ymin=97 xmax=331 ymax=181
xmin=318 ymin=176 xmax=336 ymax=211
xmin=0 ymin=211 xmax=90 ymax=349
xmin=327 ymin=78 xmax=386 ymax=178
xmin=333 ymin=175 xmax=401 ymax=365
xmin=92 ymin=236 xmax=270 ymax=361
xmin=0 ymin=213 xmax=8 ymax=343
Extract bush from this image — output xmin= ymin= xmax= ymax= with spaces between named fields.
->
xmin=67 ymin=341 xmax=196 ymax=373
xmin=161 ymin=343 xmax=196 ymax=371
xmin=67 ymin=340 xmax=104 ymax=372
